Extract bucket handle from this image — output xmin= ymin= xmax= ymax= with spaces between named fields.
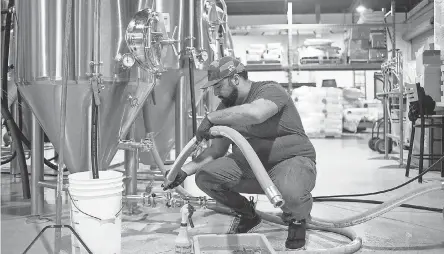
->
xmin=67 ymin=189 xmax=124 ymax=224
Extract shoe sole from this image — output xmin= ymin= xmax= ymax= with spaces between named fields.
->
xmin=246 ymin=219 xmax=262 ymax=233
xmin=285 ymin=247 xmax=306 ymax=251
xmin=227 ymin=219 xmax=262 ymax=234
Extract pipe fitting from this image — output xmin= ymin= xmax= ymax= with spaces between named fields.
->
xmin=264 ymin=186 xmax=285 ymax=208
xmin=118 ymin=139 xmax=153 ymax=152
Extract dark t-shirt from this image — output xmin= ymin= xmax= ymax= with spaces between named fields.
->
xmin=223 ymin=81 xmax=316 ymax=168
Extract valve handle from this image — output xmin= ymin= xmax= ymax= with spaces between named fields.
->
xmin=187 ymin=204 xmax=195 ymax=228
xmin=188 ymin=215 xmax=194 ymax=228
xmin=169 ymin=26 xmax=180 ymax=56
xmin=171 ymin=45 xmax=179 ymax=57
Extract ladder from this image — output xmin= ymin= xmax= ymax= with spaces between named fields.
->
xmin=353 ymin=70 xmax=367 ymax=98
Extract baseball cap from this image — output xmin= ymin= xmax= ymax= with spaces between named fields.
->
xmin=201 ymin=56 xmax=246 ymax=89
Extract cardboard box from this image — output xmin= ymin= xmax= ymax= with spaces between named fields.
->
xmin=351 ymin=27 xmax=371 ymax=40
xmin=350 ymin=39 xmax=370 ymax=50
xmin=370 ymin=33 xmax=386 ymax=48
xmin=350 ymin=48 xmax=369 ymax=60
xmin=418 ymin=66 xmax=442 ymax=102
xmin=369 ymin=49 xmax=387 ymax=61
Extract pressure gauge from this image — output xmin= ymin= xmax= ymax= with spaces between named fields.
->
xmin=200 ymin=50 xmax=209 ymax=62
xmin=122 ymin=53 xmax=136 ymax=68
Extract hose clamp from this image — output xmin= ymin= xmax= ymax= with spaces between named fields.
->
xmin=264 ymin=186 xmax=285 ymax=208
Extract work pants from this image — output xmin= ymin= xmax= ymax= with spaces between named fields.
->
xmin=195 ymin=152 xmax=317 ymax=223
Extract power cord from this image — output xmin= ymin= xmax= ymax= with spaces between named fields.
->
xmin=313 ymin=154 xmax=444 ymax=199
xmin=312 ymin=154 xmax=444 ymax=214
xmin=314 ymin=198 xmax=442 ymax=213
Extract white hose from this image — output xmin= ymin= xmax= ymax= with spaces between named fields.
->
xmin=165 ymin=128 xmax=285 ymax=208
xmin=155 ymin=126 xmax=444 ymax=253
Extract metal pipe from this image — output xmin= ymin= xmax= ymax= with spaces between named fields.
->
xmin=391 ymin=0 xmax=396 ymax=56
xmin=189 ymin=0 xmax=195 ymax=49
xmin=383 ymin=73 xmax=389 ymax=159
xmin=398 ymin=52 xmax=404 ymax=167
xmin=55 ymin=0 xmax=73 ymax=252
xmin=175 ymin=71 xmax=188 ymax=157
xmin=197 ymin=0 xmax=205 ymax=50
xmin=287 ymin=2 xmax=293 ymax=93
xmin=187 ymin=0 xmax=198 ymax=136
xmin=31 ymin=114 xmax=44 ymax=216
xmin=124 ymin=124 xmax=138 ymax=195
xmin=38 ymin=181 xmax=68 ymax=191
xmin=92 ymin=0 xmax=101 ymax=74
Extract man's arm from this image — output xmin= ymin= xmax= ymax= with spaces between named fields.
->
xmin=207 ymin=99 xmax=279 ymax=126
xmin=182 ymin=136 xmax=231 ymax=175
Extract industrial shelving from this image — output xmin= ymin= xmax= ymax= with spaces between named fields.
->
xmin=229 ymin=4 xmax=392 ymax=92
xmin=245 ymin=63 xmax=383 ymax=72
xmin=374 ymin=0 xmax=405 ymax=167
xmin=230 ymin=2 xmax=402 ymax=161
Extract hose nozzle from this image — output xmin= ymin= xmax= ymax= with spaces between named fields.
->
xmin=265 ymin=186 xmax=285 ymax=208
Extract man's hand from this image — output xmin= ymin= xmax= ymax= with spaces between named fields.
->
xmin=196 ymin=117 xmax=214 ymax=142
xmin=163 ymin=169 xmax=188 ymax=190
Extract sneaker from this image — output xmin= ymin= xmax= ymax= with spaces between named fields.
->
xmin=285 ymin=219 xmax=307 ymax=250
xmin=227 ymin=213 xmax=262 ymax=234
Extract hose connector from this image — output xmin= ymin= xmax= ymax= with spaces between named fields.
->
xmin=265 ymin=186 xmax=285 ymax=208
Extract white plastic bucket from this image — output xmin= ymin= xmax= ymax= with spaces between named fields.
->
xmin=68 ymin=170 xmax=124 ymax=254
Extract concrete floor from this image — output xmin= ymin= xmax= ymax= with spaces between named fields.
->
xmin=1 ymin=133 xmax=444 ymax=253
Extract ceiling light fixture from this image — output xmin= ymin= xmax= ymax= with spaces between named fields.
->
xmin=356 ymin=5 xmax=366 ymax=13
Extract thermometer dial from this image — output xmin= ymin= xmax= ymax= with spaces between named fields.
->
xmin=122 ymin=53 xmax=136 ymax=68
xmin=200 ymin=50 xmax=209 ymax=62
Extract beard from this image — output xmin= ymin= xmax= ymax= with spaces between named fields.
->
xmin=219 ymin=80 xmax=239 ymax=107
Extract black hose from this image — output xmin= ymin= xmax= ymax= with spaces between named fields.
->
xmin=188 ymin=58 xmax=197 ymax=136
xmin=17 ymin=92 xmax=23 ymax=131
xmin=2 ymin=0 xmax=30 ymax=199
xmin=1 ymin=103 xmax=61 ymax=171
xmin=314 ymin=198 xmax=443 ymax=213
xmin=1 ymin=151 xmax=16 ymax=165
xmin=219 ymin=44 xmax=225 ymax=57
xmin=91 ymin=96 xmax=99 ymax=179
xmin=314 ymin=154 xmax=444 ymax=199
xmin=1 ymin=106 xmax=31 ymax=198
xmin=1 ymin=0 xmax=13 ymax=108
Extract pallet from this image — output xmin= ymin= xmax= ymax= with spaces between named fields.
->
xmin=307 ymin=133 xmax=342 ymax=139
xmin=300 ymin=58 xmax=342 ymax=65
xmin=349 ymin=59 xmax=370 ymax=64
xmin=350 ymin=59 xmax=385 ymax=64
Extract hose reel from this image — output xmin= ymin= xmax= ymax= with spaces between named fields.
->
xmin=125 ymin=7 xmax=179 ymax=74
